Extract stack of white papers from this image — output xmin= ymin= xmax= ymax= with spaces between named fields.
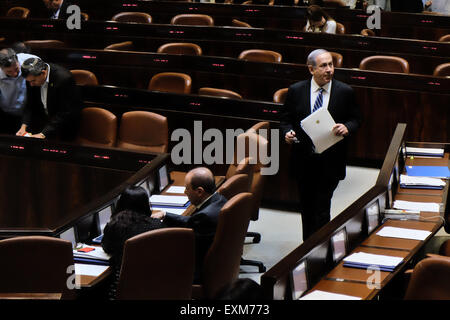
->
xmin=393 ymin=200 xmax=440 ymax=213
xmin=165 ymin=186 xmax=186 ymax=194
xmin=149 ymin=195 xmax=189 ymax=207
xmin=343 ymin=252 xmax=404 ymax=272
xmin=74 ymin=263 xmax=109 ymax=277
xmin=405 ymin=147 xmax=444 ymax=158
xmin=400 ymin=175 xmax=446 ymax=189
xmin=299 ymin=290 xmax=361 ymax=300
xmin=376 ymin=226 xmax=432 ymax=241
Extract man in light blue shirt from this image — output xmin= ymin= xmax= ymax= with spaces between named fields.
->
xmin=0 ymin=48 xmax=38 ymax=134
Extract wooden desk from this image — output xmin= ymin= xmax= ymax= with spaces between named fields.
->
xmin=261 ymin=124 xmax=449 ymax=300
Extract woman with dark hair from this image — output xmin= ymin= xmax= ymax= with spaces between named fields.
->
xmin=113 ymin=185 xmax=152 ymax=217
xmin=101 ymin=186 xmax=164 ymax=299
xmin=304 ymin=5 xmax=337 ymax=33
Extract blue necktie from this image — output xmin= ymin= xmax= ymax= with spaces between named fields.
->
xmin=312 ymin=87 xmax=324 ymax=113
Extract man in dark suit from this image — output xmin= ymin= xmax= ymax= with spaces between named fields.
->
xmin=280 ymin=49 xmax=361 ymax=241
xmin=42 ymin=0 xmax=74 ymax=20
xmin=17 ymin=57 xmax=81 ymax=140
xmin=152 ymin=167 xmax=227 ymax=282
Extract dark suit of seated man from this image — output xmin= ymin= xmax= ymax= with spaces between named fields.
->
xmin=42 ymin=0 xmax=74 ymax=20
xmin=152 ymin=167 xmax=228 ymax=283
xmin=18 ymin=57 xmax=81 ymax=140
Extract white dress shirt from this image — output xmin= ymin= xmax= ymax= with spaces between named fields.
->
xmin=40 ymin=64 xmax=50 ymax=115
xmin=310 ymin=78 xmax=332 ymax=113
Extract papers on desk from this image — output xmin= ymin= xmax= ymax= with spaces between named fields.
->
xmin=73 ymin=244 xmax=111 ymax=265
xmin=165 ymin=186 xmax=186 ymax=194
xmin=75 ymin=263 xmax=108 ymax=277
xmin=393 ymin=200 xmax=440 ymax=213
xmin=405 ymin=166 xmax=450 ymax=179
xmin=376 ymin=226 xmax=431 ymax=241
xmin=400 ymin=174 xmax=446 ymax=190
xmin=149 ymin=195 xmax=189 ymax=207
xmin=299 ymin=290 xmax=361 ymax=300
xmin=343 ymin=252 xmax=404 ymax=272
xmin=152 ymin=207 xmax=186 ymax=215
xmin=300 ymin=107 xmax=343 ymax=154
xmin=405 ymin=147 xmax=444 ymax=158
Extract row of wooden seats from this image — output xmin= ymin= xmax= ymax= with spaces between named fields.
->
xmin=26 ymin=38 xmax=448 ymax=77
xmin=76 ymin=108 xmax=168 ymax=153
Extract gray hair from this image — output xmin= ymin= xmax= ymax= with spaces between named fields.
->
xmin=306 ymin=49 xmax=330 ymax=67
xmin=0 ymin=48 xmax=18 ymax=68
xmin=21 ymin=57 xmax=47 ymax=77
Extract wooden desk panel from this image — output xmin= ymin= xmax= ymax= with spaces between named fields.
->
xmin=395 ymin=193 xmax=443 ymax=203
xmin=308 ymin=280 xmax=373 ymax=300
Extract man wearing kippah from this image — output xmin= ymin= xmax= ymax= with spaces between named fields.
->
xmin=18 ymin=57 xmax=81 ymax=140
xmin=0 ymin=48 xmax=38 ymax=134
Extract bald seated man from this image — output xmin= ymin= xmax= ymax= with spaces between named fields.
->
xmin=152 ymin=167 xmax=227 ymax=282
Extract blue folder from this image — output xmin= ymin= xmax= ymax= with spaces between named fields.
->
xmin=74 ymin=257 xmax=109 ymax=266
xmin=343 ymin=262 xmax=396 ymax=272
xmin=405 ymin=166 xmax=450 ymax=179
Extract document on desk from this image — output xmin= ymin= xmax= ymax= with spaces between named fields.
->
xmin=300 ymin=107 xmax=343 ymax=154
xmin=73 ymin=245 xmax=111 ymax=261
xmin=165 ymin=186 xmax=186 ymax=194
xmin=75 ymin=263 xmax=109 ymax=277
xmin=393 ymin=200 xmax=440 ymax=213
xmin=405 ymin=147 xmax=444 ymax=158
xmin=299 ymin=290 xmax=361 ymax=300
xmin=343 ymin=252 xmax=404 ymax=272
xmin=376 ymin=226 xmax=432 ymax=241
xmin=152 ymin=206 xmax=185 ymax=215
xmin=149 ymin=195 xmax=189 ymax=207
xmin=400 ymin=175 xmax=445 ymax=189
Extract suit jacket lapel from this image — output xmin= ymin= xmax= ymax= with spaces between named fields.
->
xmin=328 ymin=80 xmax=338 ymax=114
xmin=46 ymin=65 xmax=55 ymax=115
xmin=300 ymin=80 xmax=311 ymax=119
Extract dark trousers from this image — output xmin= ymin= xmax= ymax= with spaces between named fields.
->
xmin=297 ymin=170 xmax=340 ymax=241
xmin=0 ymin=110 xmax=22 ymax=135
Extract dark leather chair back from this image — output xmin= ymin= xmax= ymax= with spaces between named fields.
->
xmin=336 ymin=22 xmax=346 ymax=34
xmin=217 ymin=174 xmax=250 ymax=199
xmin=0 ymin=236 xmax=75 ymax=299
xmin=359 ymin=55 xmax=410 ymax=73
xmin=361 ymin=28 xmax=376 ymax=36
xmin=104 ymin=41 xmax=134 ymax=51
xmin=197 ymin=193 xmax=253 ymax=299
xmin=76 ymin=107 xmax=117 ymax=147
xmin=70 ymin=70 xmax=99 ymax=86
xmin=404 ymin=256 xmax=450 ymax=300
xmin=111 ymin=12 xmax=152 ymax=24
xmin=171 ymin=14 xmax=214 ymax=26
xmin=329 ymin=51 xmax=343 ymax=68
xmin=148 ymin=72 xmax=192 ymax=94
xmin=117 ymin=111 xmax=168 ymax=153
xmin=6 ymin=7 xmax=30 ymax=18
xmin=198 ymin=87 xmax=242 ymax=99
xmin=157 ymin=42 xmax=202 ymax=56
xmin=323 ymin=0 xmax=346 ymax=7
xmin=433 ymin=63 xmax=450 ymax=77
xmin=24 ymin=40 xmax=65 ymax=49
xmin=273 ymin=88 xmax=288 ymax=104
xmin=438 ymin=34 xmax=450 ymax=42
xmin=236 ymin=132 xmax=268 ymax=221
xmin=238 ymin=49 xmax=282 ymax=63
xmin=231 ymin=19 xmax=252 ymax=28
xmin=116 ymin=228 xmax=195 ymax=299
xmin=439 ymin=239 xmax=450 ymax=256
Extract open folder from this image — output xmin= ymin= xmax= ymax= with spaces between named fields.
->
xmin=300 ymin=107 xmax=343 ymax=154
